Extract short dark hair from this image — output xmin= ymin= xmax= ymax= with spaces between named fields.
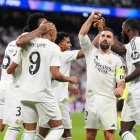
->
xmin=55 ymin=32 xmax=69 ymax=45
xmin=124 ymin=18 xmax=140 ymax=31
xmin=27 ymin=13 xmax=45 ymax=31
xmin=102 ymin=27 xmax=114 ymax=35
xmin=23 ymin=25 xmax=30 ymax=32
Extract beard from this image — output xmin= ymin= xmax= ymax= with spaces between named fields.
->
xmin=122 ymin=32 xmax=129 ymax=44
xmin=100 ymin=44 xmax=110 ymax=50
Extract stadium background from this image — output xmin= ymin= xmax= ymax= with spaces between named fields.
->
xmin=0 ymin=0 xmax=140 ymax=139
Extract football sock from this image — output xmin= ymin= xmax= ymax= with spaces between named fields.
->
xmin=34 ymin=133 xmax=45 ymax=140
xmin=45 ymin=125 xmax=64 ymax=140
xmin=121 ymin=131 xmax=137 ymax=140
xmin=3 ymin=126 xmax=20 ymax=140
xmin=21 ymin=129 xmax=36 ymax=140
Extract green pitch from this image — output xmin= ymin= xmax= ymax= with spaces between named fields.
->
xmin=0 ymin=113 xmax=140 ymax=140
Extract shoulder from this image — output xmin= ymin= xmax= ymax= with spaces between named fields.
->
xmin=111 ymin=51 xmax=125 ymax=62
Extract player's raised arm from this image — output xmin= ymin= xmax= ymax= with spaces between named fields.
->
xmin=92 ymin=17 xmax=105 ymax=47
xmin=79 ymin=10 xmax=101 ymax=35
xmin=16 ymin=22 xmax=54 ymax=47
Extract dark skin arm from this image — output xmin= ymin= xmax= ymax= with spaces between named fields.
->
xmin=125 ymin=62 xmax=140 ymax=82
xmin=16 ymin=22 xmax=54 ymax=47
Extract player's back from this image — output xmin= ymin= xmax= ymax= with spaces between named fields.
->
xmin=20 ymin=38 xmax=61 ymax=101
xmin=0 ymin=40 xmax=17 ymax=90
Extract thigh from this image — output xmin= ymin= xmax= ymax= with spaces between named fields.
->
xmin=121 ymin=90 xmax=140 ymax=124
xmin=21 ymin=101 xmax=38 ymax=124
xmin=59 ymin=101 xmax=72 ymax=129
xmin=85 ymin=96 xmax=100 ymax=129
xmin=3 ymin=88 xmax=23 ymax=127
xmin=99 ymin=96 xmax=117 ymax=130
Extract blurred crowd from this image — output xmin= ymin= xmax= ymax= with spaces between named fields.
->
xmin=52 ymin=0 xmax=140 ymax=8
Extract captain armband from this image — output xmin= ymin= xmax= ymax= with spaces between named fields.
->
xmin=115 ymin=68 xmax=125 ymax=80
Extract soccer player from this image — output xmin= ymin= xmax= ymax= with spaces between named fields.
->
xmin=2 ymin=25 xmax=44 ymax=140
xmin=79 ymin=11 xmax=125 ymax=140
xmin=34 ymin=32 xmax=84 ymax=140
xmin=2 ymin=41 xmax=23 ymax=140
xmin=8 ymin=19 xmax=78 ymax=140
xmin=120 ymin=18 xmax=140 ymax=140
xmin=0 ymin=40 xmax=19 ymax=135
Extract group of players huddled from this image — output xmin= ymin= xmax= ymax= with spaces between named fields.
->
xmin=0 ymin=10 xmax=140 ymax=140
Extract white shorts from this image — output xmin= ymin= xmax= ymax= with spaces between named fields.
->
xmin=3 ymin=87 xmax=23 ymax=127
xmin=0 ymin=89 xmax=5 ymax=119
xmin=21 ymin=97 xmax=62 ymax=127
xmin=85 ymin=94 xmax=117 ymax=130
xmin=40 ymin=100 xmax=71 ymax=129
xmin=59 ymin=100 xmax=72 ymax=129
xmin=121 ymin=89 xmax=140 ymax=124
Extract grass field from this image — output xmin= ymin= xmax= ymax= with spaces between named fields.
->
xmin=0 ymin=113 xmax=140 ymax=140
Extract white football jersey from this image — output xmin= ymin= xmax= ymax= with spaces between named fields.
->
xmin=79 ymin=34 xmax=125 ymax=99
xmin=125 ymin=36 xmax=140 ymax=88
xmin=17 ymin=38 xmax=61 ymax=102
xmin=0 ymin=40 xmax=21 ymax=90
xmin=52 ymin=50 xmax=79 ymax=102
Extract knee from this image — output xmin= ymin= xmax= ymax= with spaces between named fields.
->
xmin=0 ymin=124 xmax=5 ymax=132
xmin=86 ymin=132 xmax=96 ymax=140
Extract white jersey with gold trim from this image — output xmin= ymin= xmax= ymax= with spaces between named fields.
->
xmin=79 ymin=34 xmax=125 ymax=99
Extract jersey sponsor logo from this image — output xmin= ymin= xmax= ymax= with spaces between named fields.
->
xmin=131 ymin=51 xmax=140 ymax=60
xmin=94 ymin=59 xmax=111 ymax=74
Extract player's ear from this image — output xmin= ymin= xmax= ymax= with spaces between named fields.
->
xmin=126 ymin=27 xmax=131 ymax=33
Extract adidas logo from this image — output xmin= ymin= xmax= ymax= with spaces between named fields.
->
xmin=111 ymin=124 xmax=115 ymax=127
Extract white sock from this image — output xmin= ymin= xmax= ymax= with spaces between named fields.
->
xmin=34 ymin=133 xmax=44 ymax=140
xmin=4 ymin=126 xmax=20 ymax=140
xmin=62 ymin=137 xmax=72 ymax=140
xmin=21 ymin=129 xmax=36 ymax=140
xmin=121 ymin=131 xmax=137 ymax=140
xmin=45 ymin=125 xmax=64 ymax=140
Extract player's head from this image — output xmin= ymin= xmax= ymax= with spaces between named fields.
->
xmin=122 ymin=18 xmax=140 ymax=44
xmin=55 ymin=32 xmax=72 ymax=52
xmin=27 ymin=12 xmax=47 ymax=31
xmin=99 ymin=27 xmax=114 ymax=51
xmin=42 ymin=21 xmax=57 ymax=42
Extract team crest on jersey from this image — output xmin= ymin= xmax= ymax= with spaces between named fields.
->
xmin=131 ymin=51 xmax=140 ymax=60
xmin=107 ymin=58 xmax=112 ymax=64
